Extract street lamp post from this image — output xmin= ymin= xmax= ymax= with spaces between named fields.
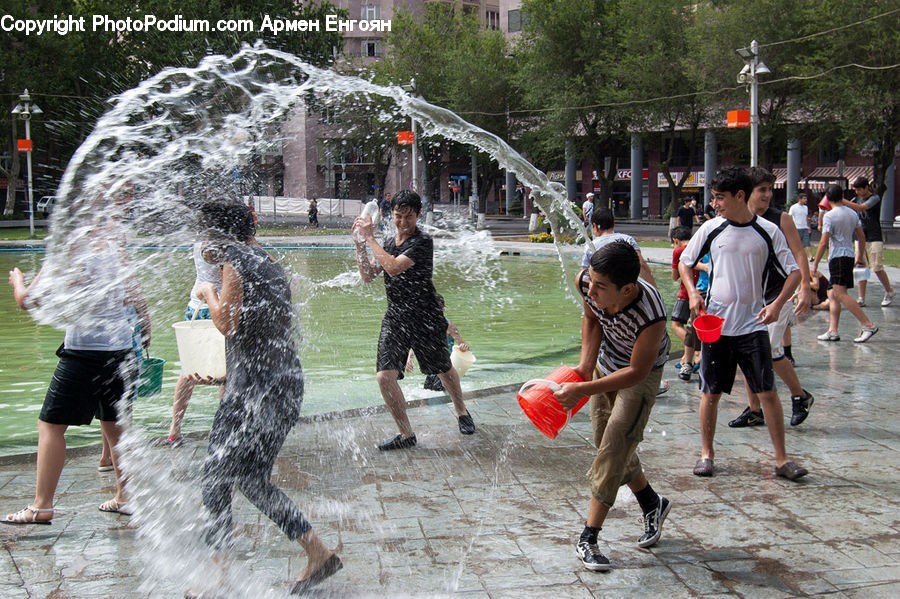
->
xmin=736 ymin=40 xmax=770 ymax=167
xmin=11 ymin=89 xmax=42 ymax=237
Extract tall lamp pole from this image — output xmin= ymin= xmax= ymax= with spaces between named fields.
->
xmin=11 ymin=89 xmax=42 ymax=237
xmin=736 ymin=40 xmax=770 ymax=167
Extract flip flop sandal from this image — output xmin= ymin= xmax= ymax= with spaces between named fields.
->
xmin=2 ymin=505 xmax=53 ymax=525
xmin=291 ymin=554 xmax=343 ymax=594
xmin=98 ymin=499 xmax=133 ymax=516
xmin=97 ymin=464 xmax=115 ymax=472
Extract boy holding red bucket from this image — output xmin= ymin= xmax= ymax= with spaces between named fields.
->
xmin=678 ymin=166 xmax=808 ymax=482
xmin=551 ymin=241 xmax=671 ymax=572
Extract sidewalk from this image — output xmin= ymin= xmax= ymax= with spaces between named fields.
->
xmin=2 ymin=301 xmax=899 ymax=598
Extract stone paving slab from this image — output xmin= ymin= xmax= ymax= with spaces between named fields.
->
xmin=2 ymin=301 xmax=899 ymax=598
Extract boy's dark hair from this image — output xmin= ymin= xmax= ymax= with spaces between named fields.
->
xmin=748 ymin=166 xmax=776 ymax=187
xmin=709 ymin=166 xmax=754 ymax=201
xmin=824 ymin=184 xmax=843 ymax=204
xmin=434 ymin=293 xmax=445 ymax=310
xmin=671 ymin=226 xmax=692 ymax=242
xmin=201 ymin=202 xmax=256 ymax=241
xmin=391 ymin=189 xmax=422 ymax=214
xmin=852 ymin=176 xmax=869 ymax=189
xmin=589 ymin=240 xmax=640 ymax=288
xmin=591 ymin=207 xmax=615 ymax=230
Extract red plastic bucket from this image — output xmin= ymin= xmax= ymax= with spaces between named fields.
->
xmin=517 ymin=366 xmax=589 ymax=439
xmin=818 ymin=197 xmax=831 ymax=211
xmin=694 ymin=312 xmax=725 ymax=343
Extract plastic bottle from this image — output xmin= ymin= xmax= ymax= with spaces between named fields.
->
xmin=353 ymin=200 xmax=382 ymax=242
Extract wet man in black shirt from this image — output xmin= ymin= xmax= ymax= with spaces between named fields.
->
xmin=353 ymin=190 xmax=475 ymax=450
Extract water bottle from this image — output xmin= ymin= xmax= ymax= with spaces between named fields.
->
xmin=353 ymin=200 xmax=382 ymax=242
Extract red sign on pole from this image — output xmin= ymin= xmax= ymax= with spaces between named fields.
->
xmin=397 ymin=131 xmax=415 ymax=145
xmin=726 ymin=110 xmax=750 ymax=128
xmin=17 ymin=139 xmax=33 ymax=152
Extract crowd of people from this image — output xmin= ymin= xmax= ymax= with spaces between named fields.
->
xmin=2 ymin=169 xmax=894 ymax=590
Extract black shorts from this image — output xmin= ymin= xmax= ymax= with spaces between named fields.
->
xmin=377 ymin=312 xmax=452 ymax=378
xmin=671 ymin=298 xmax=691 ymax=324
xmin=829 ymin=256 xmax=854 ymax=288
xmin=40 ymin=346 xmax=137 ymax=425
xmin=699 ymin=330 xmax=775 ymax=395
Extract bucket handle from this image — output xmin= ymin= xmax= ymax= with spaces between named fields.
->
xmin=190 ymin=303 xmax=208 ymax=322
xmin=517 ymin=378 xmax=561 ymax=396
xmin=517 ymin=378 xmax=580 ymax=432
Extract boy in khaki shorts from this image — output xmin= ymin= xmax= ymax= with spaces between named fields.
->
xmin=552 ymin=241 xmax=671 ymax=572
xmin=845 ymin=177 xmax=895 ymax=306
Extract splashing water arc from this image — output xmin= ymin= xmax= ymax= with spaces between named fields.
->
xmin=32 ymin=42 xmax=585 ymax=325
xmin=24 ymin=43 xmax=592 ymax=598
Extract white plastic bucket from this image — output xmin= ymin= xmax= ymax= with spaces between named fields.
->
xmin=172 ymin=320 xmax=226 ymax=378
xmin=852 ymin=266 xmax=871 ymax=283
xmin=450 ymin=346 xmax=476 ymax=377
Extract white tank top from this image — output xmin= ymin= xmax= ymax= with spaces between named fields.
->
xmin=188 ymin=242 xmax=224 ymax=310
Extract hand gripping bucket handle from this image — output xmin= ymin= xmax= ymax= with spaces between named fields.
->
xmin=517 ymin=371 xmax=588 ymax=439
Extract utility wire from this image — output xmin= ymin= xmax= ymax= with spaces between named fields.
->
xmin=756 ymin=7 xmax=900 ymax=49
xmin=456 ymin=62 xmax=900 ymax=117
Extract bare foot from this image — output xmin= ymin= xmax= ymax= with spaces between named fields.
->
xmin=291 ymin=552 xmax=342 ymax=594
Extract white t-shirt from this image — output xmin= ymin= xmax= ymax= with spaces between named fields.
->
xmin=788 ymin=203 xmax=808 ymax=231
xmin=581 ymin=232 xmax=642 ymax=267
xmin=188 ymin=242 xmax=224 ymax=310
xmin=822 ymin=205 xmax=861 ymax=260
xmin=680 ymin=216 xmax=798 ymax=337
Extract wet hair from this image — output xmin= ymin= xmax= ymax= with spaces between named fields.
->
xmin=671 ymin=226 xmax=692 ymax=242
xmin=748 ymin=166 xmax=775 ymax=187
xmin=852 ymin=176 xmax=869 ymax=189
xmin=201 ymin=202 xmax=256 ymax=241
xmin=709 ymin=166 xmax=753 ymax=201
xmin=435 ymin=293 xmax=445 ymax=310
xmin=591 ymin=207 xmax=615 ymax=230
xmin=391 ymin=189 xmax=422 ymax=214
xmin=824 ymin=184 xmax=843 ymax=204
xmin=589 ymin=240 xmax=640 ymax=289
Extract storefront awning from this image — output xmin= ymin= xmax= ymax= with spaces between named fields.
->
xmin=794 ymin=165 xmax=873 ymax=193
xmin=772 ymin=168 xmax=788 ymax=189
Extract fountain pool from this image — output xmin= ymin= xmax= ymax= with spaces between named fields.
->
xmin=0 ymin=247 xmax=679 ymax=456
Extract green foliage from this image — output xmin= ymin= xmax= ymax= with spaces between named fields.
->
xmin=1 ymin=1 xmax=346 ymax=212
xmin=374 ymin=4 xmax=517 ymax=206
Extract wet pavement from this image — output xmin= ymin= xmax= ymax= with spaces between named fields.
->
xmin=2 ymin=234 xmax=900 ymax=598
xmin=2 ymin=283 xmax=900 ymax=598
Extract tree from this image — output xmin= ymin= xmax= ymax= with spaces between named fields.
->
xmin=796 ymin=0 xmax=899 ymax=195
xmin=374 ymin=4 xmax=517 ymax=209
xmin=614 ymin=0 xmax=716 ymax=208
xmin=1 ymin=0 xmax=346 ymax=214
xmin=516 ymin=0 xmax=633 ymax=208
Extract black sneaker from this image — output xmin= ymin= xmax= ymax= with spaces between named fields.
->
xmin=458 ymin=413 xmax=475 ymax=435
xmin=728 ymin=406 xmax=765 ymax=428
xmin=790 ymin=390 xmax=814 ymax=426
xmin=377 ymin=434 xmax=417 ymax=451
xmin=576 ymin=540 xmax=610 ymax=571
xmin=637 ymin=496 xmax=671 ymax=548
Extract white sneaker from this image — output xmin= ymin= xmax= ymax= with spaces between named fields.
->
xmin=882 ymin=291 xmax=896 ymax=307
xmin=857 ymin=299 xmax=867 ymax=307
xmin=853 ymin=326 xmax=878 ymax=343
xmin=817 ymin=331 xmax=840 ymax=341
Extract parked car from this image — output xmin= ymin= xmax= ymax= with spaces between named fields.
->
xmin=36 ymin=196 xmax=56 ymax=216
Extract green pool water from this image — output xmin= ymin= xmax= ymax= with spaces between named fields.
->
xmin=0 ymin=248 xmax=679 ymax=455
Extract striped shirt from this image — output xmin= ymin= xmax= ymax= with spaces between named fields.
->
xmin=578 ymin=269 xmax=670 ymax=375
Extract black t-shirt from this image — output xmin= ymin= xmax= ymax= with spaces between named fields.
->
xmin=677 ymin=206 xmax=695 ymax=228
xmin=854 ymin=194 xmax=883 ymax=242
xmin=383 ymin=228 xmax=441 ymax=316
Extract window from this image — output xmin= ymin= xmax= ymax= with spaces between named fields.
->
xmin=485 ymin=10 xmax=499 ymax=30
xmin=361 ymin=39 xmax=381 ymax=58
xmin=508 ymin=9 xmax=521 ymax=32
xmin=361 ymin=4 xmax=380 ymax=21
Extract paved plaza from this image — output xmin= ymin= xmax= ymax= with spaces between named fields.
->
xmin=1 ymin=238 xmax=899 ymax=598
xmin=2 ymin=298 xmax=899 ymax=598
